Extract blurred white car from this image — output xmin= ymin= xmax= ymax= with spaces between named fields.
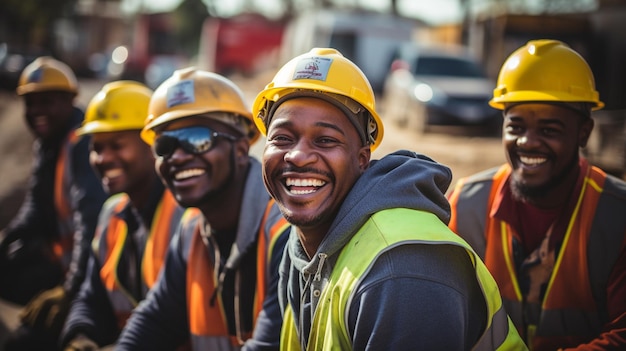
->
xmin=382 ymin=43 xmax=500 ymax=134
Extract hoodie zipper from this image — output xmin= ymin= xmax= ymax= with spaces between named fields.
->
xmin=313 ymin=253 xmax=327 ymax=282
xmin=299 ymin=252 xmax=328 ymax=350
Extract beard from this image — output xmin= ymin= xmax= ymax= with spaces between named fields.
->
xmin=276 ymin=201 xmax=326 ymax=229
xmin=510 ymin=155 xmax=579 ymax=203
xmin=173 ymin=149 xmax=237 ymax=208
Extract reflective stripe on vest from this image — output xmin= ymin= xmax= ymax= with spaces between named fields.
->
xmin=53 ymin=129 xmax=79 ymax=268
xmin=255 ymin=199 xmax=290 ymax=323
xmin=281 ymin=208 xmax=527 ymax=351
xmin=450 ymin=164 xmax=625 ymax=349
xmin=187 ymin=200 xmax=289 ymax=349
xmin=98 ymin=191 xmax=184 ymax=329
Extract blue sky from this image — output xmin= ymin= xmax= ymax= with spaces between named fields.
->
xmin=125 ymin=0 xmax=463 ymax=25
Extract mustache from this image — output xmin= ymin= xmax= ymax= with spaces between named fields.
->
xmin=515 ymin=149 xmax=551 ymax=159
xmin=274 ymin=166 xmax=333 ymax=180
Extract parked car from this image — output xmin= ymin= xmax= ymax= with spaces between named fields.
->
xmin=381 ymin=43 xmax=500 ymax=134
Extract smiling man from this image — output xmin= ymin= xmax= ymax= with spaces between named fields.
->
xmin=116 ymin=68 xmax=289 ymax=351
xmin=1 ymin=57 xmax=106 ymax=351
xmin=59 ymin=81 xmax=190 ymax=350
xmin=253 ymin=48 xmax=525 ymax=350
xmin=448 ymin=40 xmax=626 ymax=350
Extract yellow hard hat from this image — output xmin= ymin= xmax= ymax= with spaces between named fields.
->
xmin=141 ymin=67 xmax=259 ymax=145
xmin=16 ymin=56 xmax=78 ymax=95
xmin=490 ymin=39 xmax=603 ymax=110
xmin=252 ymin=48 xmax=384 ymax=151
xmin=76 ymin=81 xmax=153 ymax=136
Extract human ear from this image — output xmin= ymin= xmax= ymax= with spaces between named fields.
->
xmin=358 ymin=146 xmax=371 ymax=172
xmin=578 ymin=117 xmax=594 ymax=148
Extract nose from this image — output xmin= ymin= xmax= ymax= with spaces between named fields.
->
xmin=166 ymin=145 xmax=193 ymax=164
xmin=91 ymin=148 xmax=113 ymax=167
xmin=283 ymin=140 xmax=317 ymax=166
xmin=516 ymin=131 xmax=540 ymax=148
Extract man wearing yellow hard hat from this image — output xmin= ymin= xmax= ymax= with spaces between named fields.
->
xmin=1 ymin=57 xmax=107 ymax=351
xmin=58 ymin=81 xmax=193 ymax=350
xmin=254 ymin=48 xmax=526 ymax=350
xmin=116 ymin=68 xmax=290 ymax=350
xmin=448 ymin=39 xmax=626 ymax=350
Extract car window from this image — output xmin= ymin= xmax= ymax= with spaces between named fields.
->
xmin=414 ymin=56 xmax=485 ymax=78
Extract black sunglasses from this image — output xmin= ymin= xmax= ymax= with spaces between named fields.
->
xmin=153 ymin=126 xmax=237 ymax=157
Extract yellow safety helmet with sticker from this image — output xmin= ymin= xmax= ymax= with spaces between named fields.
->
xmin=142 ymin=67 xmax=259 ymax=145
xmin=252 ymin=48 xmax=384 ymax=151
xmin=17 ymin=56 xmax=78 ymax=95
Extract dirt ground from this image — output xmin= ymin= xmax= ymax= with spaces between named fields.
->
xmin=0 ymin=73 xmax=505 ymax=348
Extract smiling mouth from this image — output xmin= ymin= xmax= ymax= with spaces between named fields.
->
xmin=32 ymin=116 xmax=49 ymax=132
xmin=174 ymin=168 xmax=205 ymax=181
xmin=519 ymin=155 xmax=547 ymax=167
xmin=285 ymin=177 xmax=326 ymax=195
xmin=34 ymin=116 xmax=48 ymax=126
xmin=104 ymin=168 xmax=123 ymax=179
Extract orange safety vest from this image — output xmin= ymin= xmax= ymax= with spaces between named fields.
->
xmin=52 ymin=130 xmax=79 ymax=269
xmin=449 ymin=163 xmax=626 ymax=350
xmin=186 ymin=199 xmax=289 ymax=349
xmin=96 ymin=190 xmax=190 ymax=329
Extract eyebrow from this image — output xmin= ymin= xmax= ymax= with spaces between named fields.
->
xmin=270 ymin=119 xmax=347 ymax=136
xmin=539 ymin=119 xmax=566 ymax=128
xmin=507 ymin=115 xmax=566 ymax=127
xmin=316 ymin=121 xmax=346 ymax=136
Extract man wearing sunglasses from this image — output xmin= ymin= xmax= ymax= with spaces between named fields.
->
xmin=59 ymin=81 xmax=193 ymax=350
xmin=116 ymin=68 xmax=290 ymax=351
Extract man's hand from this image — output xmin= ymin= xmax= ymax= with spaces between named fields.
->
xmin=20 ymin=285 xmax=70 ymax=335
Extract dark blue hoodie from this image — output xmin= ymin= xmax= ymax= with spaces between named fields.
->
xmin=279 ymin=150 xmax=489 ymax=350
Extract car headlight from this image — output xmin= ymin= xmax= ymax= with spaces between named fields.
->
xmin=413 ymin=83 xmax=447 ymax=105
xmin=413 ymin=83 xmax=433 ymax=102
xmin=111 ymin=46 xmax=128 ymax=65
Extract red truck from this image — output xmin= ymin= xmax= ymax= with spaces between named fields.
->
xmin=198 ymin=13 xmax=286 ymax=76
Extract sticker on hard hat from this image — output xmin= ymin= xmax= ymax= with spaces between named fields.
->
xmin=293 ymin=57 xmax=333 ymax=81
xmin=167 ymin=79 xmax=195 ymax=108
xmin=28 ymin=68 xmax=45 ymax=83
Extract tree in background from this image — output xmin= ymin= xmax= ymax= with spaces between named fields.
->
xmin=172 ymin=0 xmax=209 ymax=59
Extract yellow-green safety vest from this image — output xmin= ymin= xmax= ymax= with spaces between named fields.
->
xmin=281 ymin=208 xmax=527 ymax=351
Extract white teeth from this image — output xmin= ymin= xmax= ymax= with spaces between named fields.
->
xmin=175 ymin=168 xmax=205 ymax=180
xmin=285 ymin=178 xmax=326 ymax=187
xmin=290 ymin=189 xmax=316 ymax=195
xmin=104 ymin=169 xmax=123 ymax=178
xmin=520 ymin=156 xmax=547 ymax=165
xmin=285 ymin=178 xmax=326 ymax=195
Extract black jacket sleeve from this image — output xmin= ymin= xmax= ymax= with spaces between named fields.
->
xmin=60 ymin=251 xmax=119 ymax=347
xmin=348 ymin=244 xmax=488 ymax=351
xmin=1 ymin=140 xmax=59 ymax=247
xmin=63 ymin=133 xmax=107 ymax=296
xmin=243 ymin=226 xmax=289 ymax=351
